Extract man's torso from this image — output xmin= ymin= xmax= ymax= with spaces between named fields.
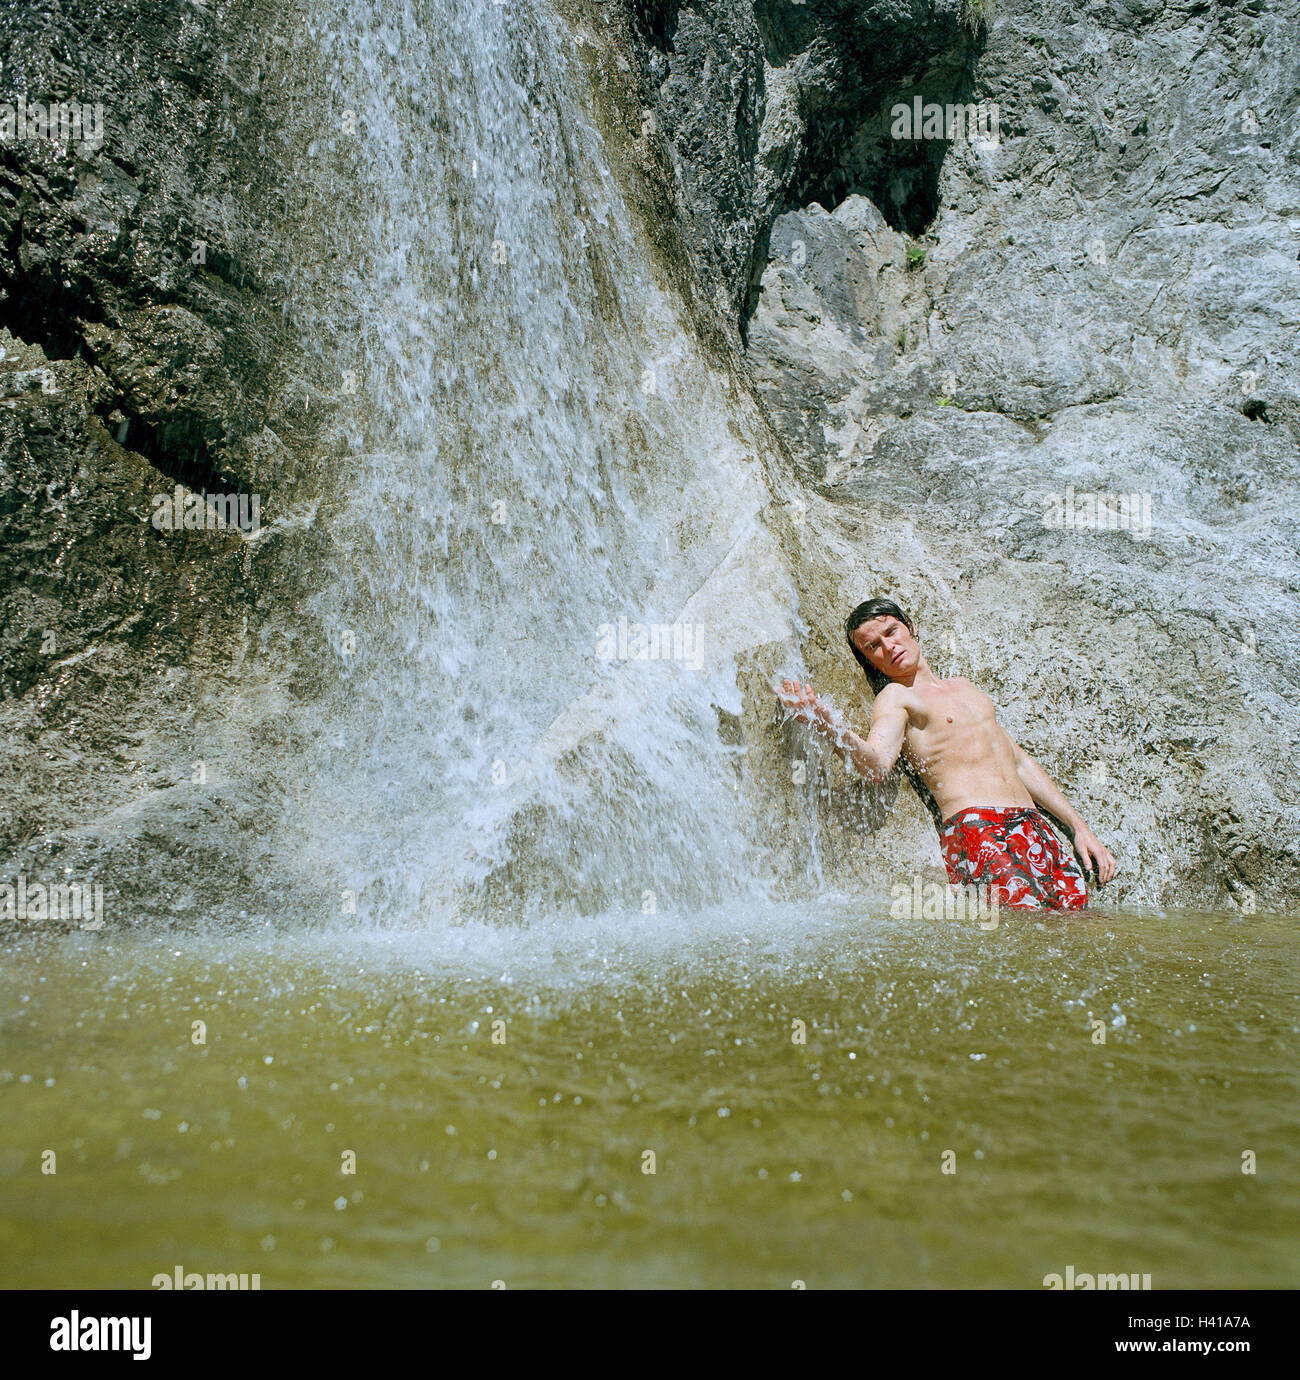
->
xmin=886 ymin=676 xmax=1035 ymax=822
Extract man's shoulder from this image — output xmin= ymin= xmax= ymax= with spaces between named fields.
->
xmin=950 ymin=676 xmax=1003 ymax=714
xmin=873 ymin=681 xmax=913 ymax=712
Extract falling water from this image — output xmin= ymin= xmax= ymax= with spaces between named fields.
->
xmin=263 ymin=0 xmax=795 ymax=929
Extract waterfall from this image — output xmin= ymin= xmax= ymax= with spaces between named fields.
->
xmin=265 ymin=0 xmax=796 ymax=927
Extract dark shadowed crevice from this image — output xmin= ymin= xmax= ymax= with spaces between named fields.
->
xmin=0 ymin=227 xmax=261 ymax=501
xmin=752 ymin=0 xmax=819 ymax=66
xmin=0 ymin=289 xmax=257 ymax=504
xmin=799 ymin=112 xmax=949 ymax=236
xmin=628 ymin=0 xmax=682 ymax=55
xmin=0 ymin=235 xmax=104 ymax=361
xmin=741 ymin=14 xmax=987 ymax=335
xmin=92 ymin=402 xmax=253 ymax=500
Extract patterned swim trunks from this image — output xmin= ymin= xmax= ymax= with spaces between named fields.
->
xmin=940 ymin=806 xmax=1089 ymax=912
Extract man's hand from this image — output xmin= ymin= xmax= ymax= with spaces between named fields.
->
xmin=777 ymin=678 xmax=834 ymax=732
xmin=1072 ymin=825 xmax=1117 ymax=884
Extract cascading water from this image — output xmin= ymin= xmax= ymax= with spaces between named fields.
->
xmin=270 ymin=0 xmax=797 ymax=928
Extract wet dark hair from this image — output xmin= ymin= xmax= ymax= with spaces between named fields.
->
xmin=845 ymin=598 xmax=917 ymax=693
xmin=843 ymin=597 xmax=944 ymax=835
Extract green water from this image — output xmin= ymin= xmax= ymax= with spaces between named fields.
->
xmin=1 ymin=900 xmax=1296 ymax=1288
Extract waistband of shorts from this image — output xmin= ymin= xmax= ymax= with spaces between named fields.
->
xmin=940 ymin=804 xmax=1045 ymax=832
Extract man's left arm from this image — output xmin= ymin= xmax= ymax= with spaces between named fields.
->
xmin=1013 ymin=744 xmax=1117 ymax=884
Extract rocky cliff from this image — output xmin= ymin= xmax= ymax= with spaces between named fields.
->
xmin=619 ymin=0 xmax=1300 ymax=909
xmin=0 ymin=0 xmax=340 ymax=922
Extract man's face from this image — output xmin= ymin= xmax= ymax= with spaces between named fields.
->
xmin=852 ymin=615 xmax=919 ymax=680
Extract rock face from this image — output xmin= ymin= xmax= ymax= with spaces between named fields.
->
xmin=622 ymin=0 xmax=1300 ymax=908
xmin=0 ymin=0 xmax=336 ymax=925
xmin=626 ymin=0 xmax=979 ymax=329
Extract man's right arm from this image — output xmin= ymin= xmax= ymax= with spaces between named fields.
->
xmin=777 ymin=680 xmax=909 ymax=783
xmin=841 ymin=685 xmax=909 ymax=782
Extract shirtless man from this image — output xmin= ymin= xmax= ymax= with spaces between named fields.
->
xmin=777 ymin=597 xmax=1116 ymax=911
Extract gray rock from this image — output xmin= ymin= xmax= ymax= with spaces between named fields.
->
xmin=625 ymin=0 xmax=1300 ymax=908
xmin=0 ymin=0 xmax=335 ymax=926
xmin=626 ymin=0 xmax=976 ymax=327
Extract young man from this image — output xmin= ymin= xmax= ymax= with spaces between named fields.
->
xmin=777 ymin=597 xmax=1116 ymax=911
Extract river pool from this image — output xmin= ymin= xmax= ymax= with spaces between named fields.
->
xmin=0 ymin=898 xmax=1295 ymax=1289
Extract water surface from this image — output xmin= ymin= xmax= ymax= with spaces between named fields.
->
xmin=2 ymin=901 xmax=1294 ymax=1288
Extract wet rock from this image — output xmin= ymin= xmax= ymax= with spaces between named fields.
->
xmin=0 ymin=0 xmax=333 ymax=925
xmin=622 ymin=0 xmax=1300 ymax=908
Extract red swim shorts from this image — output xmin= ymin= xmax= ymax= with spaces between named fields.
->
xmin=940 ymin=806 xmax=1089 ymax=912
